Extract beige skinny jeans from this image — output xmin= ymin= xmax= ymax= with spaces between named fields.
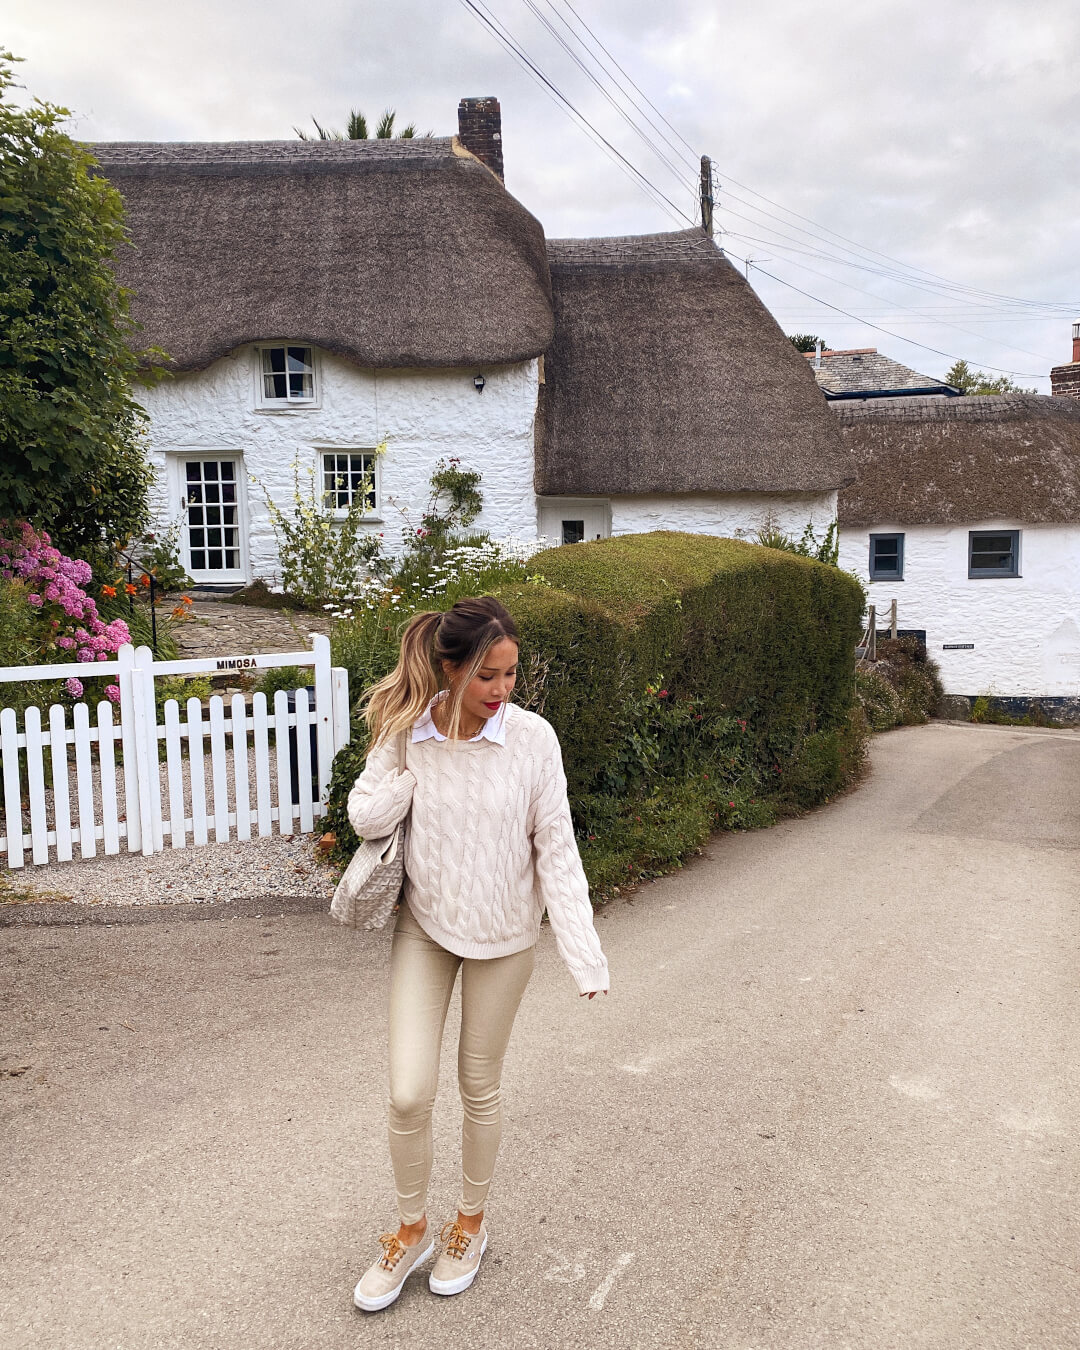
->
xmin=387 ymin=904 xmax=535 ymax=1223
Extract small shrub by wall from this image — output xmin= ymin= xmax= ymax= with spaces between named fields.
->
xmin=326 ymin=530 xmax=866 ymax=898
xmin=856 ymin=637 xmax=943 ymax=731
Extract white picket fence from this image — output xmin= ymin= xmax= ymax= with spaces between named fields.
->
xmin=0 ymin=635 xmax=350 ymax=869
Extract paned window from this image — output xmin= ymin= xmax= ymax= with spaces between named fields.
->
xmin=322 ymin=451 xmax=378 ymax=515
xmin=260 ymin=346 xmax=315 ymax=403
xmin=869 ymin=533 xmax=904 ymax=580
xmin=968 ymin=530 xmax=1020 ymax=578
xmin=185 ymin=459 xmax=240 ymax=573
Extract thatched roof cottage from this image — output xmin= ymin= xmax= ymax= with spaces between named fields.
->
xmin=94 ymin=100 xmax=851 ymax=585
xmin=536 ymin=231 xmax=849 ymax=541
xmin=834 ymin=394 xmax=1080 ymax=710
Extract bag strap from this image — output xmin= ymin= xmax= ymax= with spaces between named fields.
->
xmin=397 ymin=727 xmax=407 ymax=774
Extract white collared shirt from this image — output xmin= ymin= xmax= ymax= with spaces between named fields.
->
xmin=411 ymin=693 xmax=507 ymax=746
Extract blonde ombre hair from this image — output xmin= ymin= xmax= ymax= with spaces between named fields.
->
xmin=363 ymin=596 xmax=519 ymax=749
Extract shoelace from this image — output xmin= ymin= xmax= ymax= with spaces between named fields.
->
xmin=377 ymin=1232 xmax=406 ymax=1271
xmin=439 ymin=1220 xmax=473 ymax=1261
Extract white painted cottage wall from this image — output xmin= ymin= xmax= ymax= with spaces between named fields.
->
xmin=139 ymin=345 xmax=540 ymax=584
xmin=838 ymin=521 xmax=1080 ymax=699
xmin=610 ymin=491 xmax=838 ymax=540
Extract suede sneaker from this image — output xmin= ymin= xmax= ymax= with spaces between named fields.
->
xmin=353 ymin=1230 xmax=435 ymax=1312
xmin=428 ymin=1219 xmax=488 ymax=1296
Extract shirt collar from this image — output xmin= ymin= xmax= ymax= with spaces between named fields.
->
xmin=412 ymin=693 xmax=507 ymax=746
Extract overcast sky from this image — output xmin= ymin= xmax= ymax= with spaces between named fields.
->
xmin=7 ymin=0 xmax=1079 ymax=391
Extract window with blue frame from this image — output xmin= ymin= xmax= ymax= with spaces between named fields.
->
xmin=969 ymin=530 xmax=1020 ymax=578
xmin=869 ymin=532 xmax=904 ymax=580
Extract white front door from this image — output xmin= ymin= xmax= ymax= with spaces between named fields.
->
xmin=538 ymin=498 xmax=611 ymax=545
xmin=178 ymin=456 xmax=246 ymax=583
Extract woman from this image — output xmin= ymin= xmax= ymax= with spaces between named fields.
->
xmin=348 ymin=595 xmax=609 ymax=1312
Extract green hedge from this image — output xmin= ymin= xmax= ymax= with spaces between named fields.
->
xmin=325 ymin=531 xmax=866 ymax=896
xmin=523 ymin=531 xmax=861 ymax=774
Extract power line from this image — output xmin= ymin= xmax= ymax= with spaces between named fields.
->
xmin=535 ymin=0 xmax=701 ymax=173
xmin=538 ymin=1 xmax=1077 ymax=315
xmin=519 ymin=0 xmax=694 ymax=192
xmin=457 ymin=0 xmax=697 ymax=229
xmin=460 ymin=1 xmax=1057 ymax=377
xmin=722 ymin=229 xmax=1055 ymax=363
xmin=731 ymin=251 xmax=1046 ymax=378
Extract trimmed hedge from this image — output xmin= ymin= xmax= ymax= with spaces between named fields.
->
xmin=325 ymin=531 xmax=866 ymax=896
xmin=525 ymin=532 xmax=862 ymax=781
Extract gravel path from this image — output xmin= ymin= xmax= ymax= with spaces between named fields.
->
xmin=2 ymin=829 xmax=338 ymax=907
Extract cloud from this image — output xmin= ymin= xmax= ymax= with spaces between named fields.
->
xmin=6 ymin=0 xmax=1079 ymax=386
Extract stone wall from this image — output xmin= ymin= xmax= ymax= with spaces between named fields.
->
xmin=838 ymin=520 xmax=1080 ymax=698
xmin=609 ymin=491 xmax=838 ymax=542
xmin=138 ymin=345 xmax=540 ymax=585
xmin=1050 ymin=362 xmax=1080 ymax=401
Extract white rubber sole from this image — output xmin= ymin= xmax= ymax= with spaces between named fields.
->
xmin=428 ymin=1233 xmax=488 ymax=1296
xmin=353 ymin=1238 xmax=435 ymax=1312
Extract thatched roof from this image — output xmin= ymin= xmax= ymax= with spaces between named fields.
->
xmin=836 ymin=394 xmax=1080 ymax=524
xmin=92 ymin=139 xmax=553 ymax=370
xmin=535 ymin=230 xmax=852 ymax=496
xmin=807 ymin=348 xmax=959 ymax=399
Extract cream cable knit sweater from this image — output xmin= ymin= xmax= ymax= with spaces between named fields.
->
xmin=347 ymin=704 xmax=609 ymax=995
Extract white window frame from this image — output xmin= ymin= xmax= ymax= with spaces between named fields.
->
xmin=165 ymin=450 xmax=250 ymax=584
xmin=254 ymin=343 xmax=320 ymax=411
xmin=318 ymin=448 xmax=382 ymax=521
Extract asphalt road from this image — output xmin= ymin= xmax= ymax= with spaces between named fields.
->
xmin=1 ymin=722 xmax=1077 ymax=1350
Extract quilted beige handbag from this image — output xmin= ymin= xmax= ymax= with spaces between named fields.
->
xmin=330 ymin=730 xmax=409 ymax=932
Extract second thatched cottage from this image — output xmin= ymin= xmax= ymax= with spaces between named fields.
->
xmin=94 ymin=99 xmax=850 ymax=586
xmin=835 ymin=391 xmax=1080 ymax=714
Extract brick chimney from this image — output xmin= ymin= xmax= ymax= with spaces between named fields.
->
xmin=1050 ymin=322 xmax=1080 ymax=401
xmin=457 ymin=97 xmax=504 ymax=182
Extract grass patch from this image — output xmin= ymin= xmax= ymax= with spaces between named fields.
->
xmin=0 ymin=873 xmax=72 ymax=905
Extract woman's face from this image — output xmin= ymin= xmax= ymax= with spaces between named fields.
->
xmin=449 ymin=637 xmax=519 ymax=727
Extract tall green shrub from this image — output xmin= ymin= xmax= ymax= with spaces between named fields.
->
xmin=0 ymin=51 xmax=166 ymax=555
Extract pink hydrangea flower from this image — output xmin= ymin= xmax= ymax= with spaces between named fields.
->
xmin=105 ymin=685 xmax=121 ymax=704
xmin=65 ymin=678 xmax=84 ymax=698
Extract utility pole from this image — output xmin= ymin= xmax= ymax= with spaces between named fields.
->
xmin=700 ymin=155 xmax=713 ymax=237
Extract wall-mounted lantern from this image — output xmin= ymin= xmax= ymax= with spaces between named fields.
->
xmin=473 ymin=373 xmax=486 ymax=394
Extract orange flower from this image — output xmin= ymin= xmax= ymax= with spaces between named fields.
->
xmin=124 ymin=583 xmax=137 ymax=596
xmin=101 ymin=585 xmax=117 ymax=599
xmin=171 ymin=605 xmax=187 ymax=619
xmin=180 ymin=595 xmax=193 ymax=606
xmin=140 ymin=574 xmax=151 ymax=588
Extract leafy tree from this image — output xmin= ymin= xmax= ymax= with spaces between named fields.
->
xmin=295 ymin=107 xmax=428 ymax=140
xmin=944 ymin=359 xmax=1036 ymax=396
xmin=0 ymin=51 xmax=166 ymax=556
xmin=789 ymin=333 xmax=827 ymax=353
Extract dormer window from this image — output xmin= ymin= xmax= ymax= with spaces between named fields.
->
xmin=258 ymin=345 xmax=316 ymax=405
